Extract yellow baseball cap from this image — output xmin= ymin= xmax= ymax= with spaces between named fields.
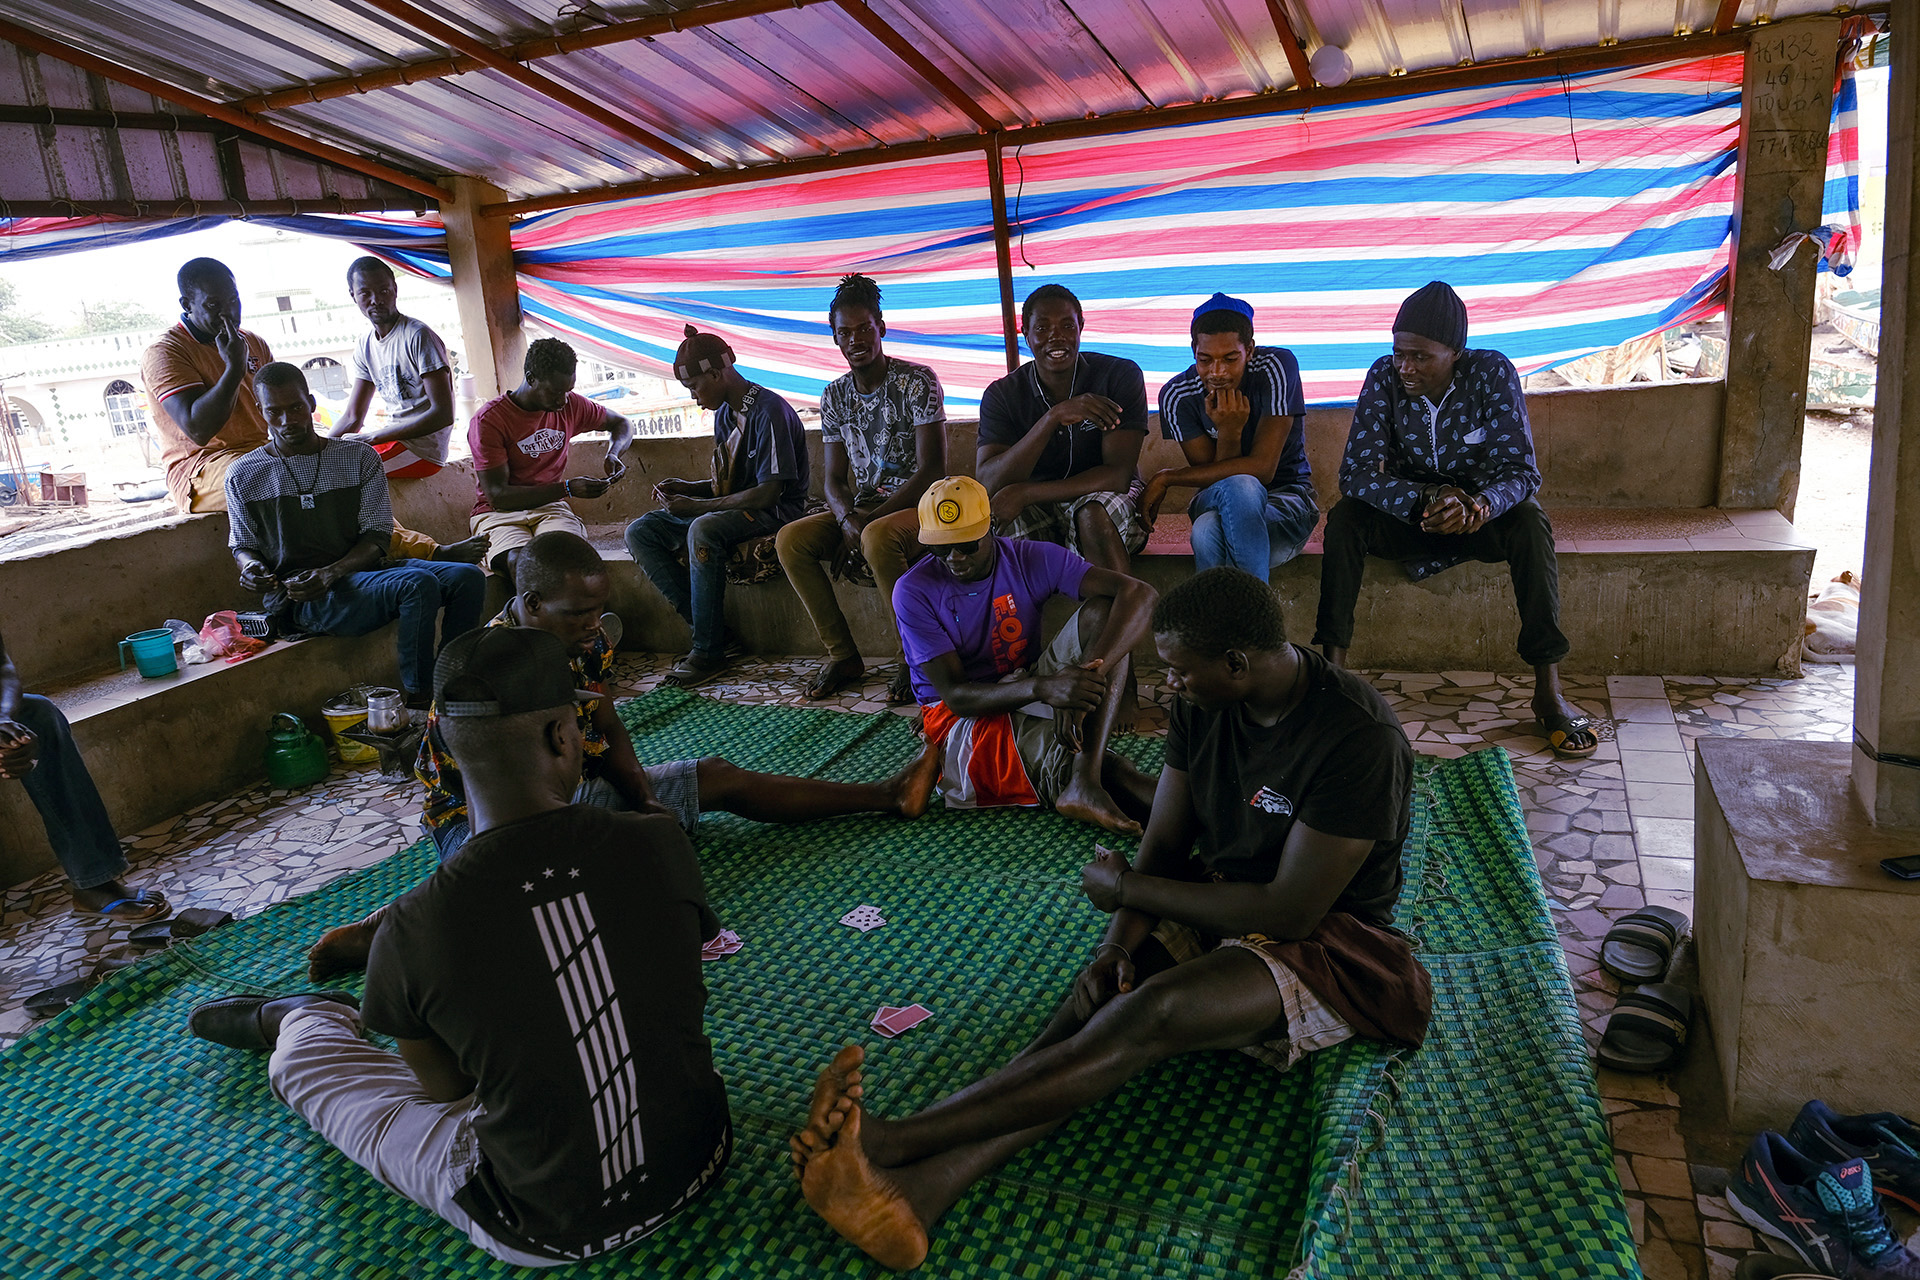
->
xmin=917 ymin=475 xmax=991 ymax=544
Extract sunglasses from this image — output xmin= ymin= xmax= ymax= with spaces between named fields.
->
xmin=938 ymin=538 xmax=983 ymax=557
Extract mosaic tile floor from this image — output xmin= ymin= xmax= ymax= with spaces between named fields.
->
xmin=0 ymin=654 xmax=1902 ymax=1280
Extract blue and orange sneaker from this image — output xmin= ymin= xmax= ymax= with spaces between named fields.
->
xmin=1727 ymin=1131 xmax=1920 ymax=1278
xmin=1790 ymin=1099 xmax=1920 ymax=1217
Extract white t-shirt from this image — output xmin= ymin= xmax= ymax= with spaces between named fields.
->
xmin=352 ymin=315 xmax=454 ymax=465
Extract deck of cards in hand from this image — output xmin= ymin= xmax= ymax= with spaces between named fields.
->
xmin=700 ymin=929 xmax=741 ymax=961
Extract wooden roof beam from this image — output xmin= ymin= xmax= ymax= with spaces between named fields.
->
xmin=1713 ymin=0 xmax=1745 ymax=35
xmin=0 ymin=16 xmax=446 ymax=201
xmin=1264 ymin=0 xmax=1316 ymax=89
xmin=359 ymin=0 xmax=709 ymax=173
xmin=835 ymin=0 xmax=1000 ymax=133
xmin=240 ymin=0 xmax=837 ymax=114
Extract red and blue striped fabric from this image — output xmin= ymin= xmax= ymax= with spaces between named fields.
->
xmin=512 ymin=55 xmax=1753 ymax=409
xmin=0 ymin=50 xmax=1863 ymax=411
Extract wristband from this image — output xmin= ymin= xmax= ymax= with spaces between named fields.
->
xmin=564 ymin=478 xmax=576 ymax=498
xmin=1094 ymin=941 xmax=1131 ymax=962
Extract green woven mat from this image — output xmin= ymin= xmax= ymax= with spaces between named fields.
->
xmin=0 ymin=688 xmax=1633 ymax=1279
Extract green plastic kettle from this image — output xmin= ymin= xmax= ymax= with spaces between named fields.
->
xmin=265 ymin=712 xmax=330 ymax=789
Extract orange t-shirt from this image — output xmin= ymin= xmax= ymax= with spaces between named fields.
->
xmin=139 ymin=322 xmax=275 ymax=510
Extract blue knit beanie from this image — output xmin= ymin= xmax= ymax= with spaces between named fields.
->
xmin=1192 ymin=292 xmax=1254 ymax=324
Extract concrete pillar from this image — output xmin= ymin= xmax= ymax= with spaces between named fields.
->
xmin=442 ymin=176 xmax=525 ymax=401
xmin=1718 ymin=16 xmax=1842 ymax=516
xmin=1853 ymin=20 xmax=1920 ymax=829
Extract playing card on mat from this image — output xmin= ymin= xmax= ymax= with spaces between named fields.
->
xmin=873 ymin=1003 xmax=933 ymax=1037
xmin=839 ymin=905 xmax=887 ymax=932
xmin=700 ymin=929 xmax=741 ymax=960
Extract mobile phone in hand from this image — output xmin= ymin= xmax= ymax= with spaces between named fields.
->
xmin=1881 ymin=854 xmax=1920 ymax=880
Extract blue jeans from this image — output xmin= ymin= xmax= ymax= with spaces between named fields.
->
xmin=10 ymin=694 xmax=126 ymax=889
xmin=1188 ymin=475 xmax=1319 ymax=577
xmin=625 ymin=508 xmax=782 ymax=658
xmin=290 ymin=561 xmax=486 ymax=697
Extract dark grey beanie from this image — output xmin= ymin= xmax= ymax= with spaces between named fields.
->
xmin=1392 ymin=281 xmax=1468 ymax=351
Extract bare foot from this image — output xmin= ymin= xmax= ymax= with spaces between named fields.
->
xmin=305 ymin=909 xmax=385 ymax=982
xmin=1054 ymin=776 xmax=1142 ymax=837
xmin=792 ymin=1044 xmax=865 ymax=1176
xmin=890 ymin=741 xmax=943 ymax=820
xmin=1114 ymin=673 xmax=1139 ymax=735
xmin=431 ymin=534 xmax=489 ymax=565
xmin=800 ymin=1107 xmax=930 ymax=1271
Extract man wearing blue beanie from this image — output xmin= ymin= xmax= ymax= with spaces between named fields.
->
xmin=1141 ymin=293 xmax=1317 ymax=579
xmin=1313 ymin=281 xmax=1595 ymax=760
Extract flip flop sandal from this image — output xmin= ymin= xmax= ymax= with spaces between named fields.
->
xmin=1596 ymin=982 xmax=1691 ymax=1073
xmin=24 ymin=977 xmax=94 ymax=1019
xmin=1541 ymin=711 xmax=1599 ymax=759
xmin=188 ymin=991 xmax=361 ymax=1051
xmin=1600 ymin=905 xmax=1689 ymax=983
xmin=806 ymin=659 xmax=865 ymax=700
xmin=70 ymin=889 xmax=170 ymax=924
xmin=663 ymin=652 xmax=732 ymax=689
xmin=128 ymin=907 xmax=235 ymax=952
xmin=886 ymin=666 xmax=915 ymax=706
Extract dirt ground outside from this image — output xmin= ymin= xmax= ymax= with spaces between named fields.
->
xmin=1796 ymin=408 xmax=1874 ymax=591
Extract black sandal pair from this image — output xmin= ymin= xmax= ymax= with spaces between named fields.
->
xmin=21 ymin=908 xmax=236 ymax=1020
xmin=1596 ymin=905 xmax=1692 ymax=1074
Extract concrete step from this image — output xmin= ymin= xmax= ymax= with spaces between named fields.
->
xmin=583 ymin=506 xmax=1814 ymax=678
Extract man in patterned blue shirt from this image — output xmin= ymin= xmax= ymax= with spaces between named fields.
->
xmin=1312 ymin=282 xmax=1595 ymax=759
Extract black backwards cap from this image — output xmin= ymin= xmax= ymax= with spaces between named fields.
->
xmin=432 ymin=627 xmax=596 ymax=718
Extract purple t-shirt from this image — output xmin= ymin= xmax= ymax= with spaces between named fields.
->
xmin=893 ymin=536 xmax=1091 ymax=705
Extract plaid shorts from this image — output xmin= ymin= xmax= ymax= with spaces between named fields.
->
xmin=1152 ymin=918 xmax=1357 ymax=1073
xmin=1000 ymin=488 xmax=1147 ymax=556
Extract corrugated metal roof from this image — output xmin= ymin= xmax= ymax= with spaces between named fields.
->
xmin=0 ymin=0 xmax=1853 ymax=203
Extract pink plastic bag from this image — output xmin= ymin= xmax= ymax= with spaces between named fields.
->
xmin=200 ymin=610 xmax=267 ymax=663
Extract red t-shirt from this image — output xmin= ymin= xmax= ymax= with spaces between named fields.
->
xmin=468 ymin=390 xmax=607 ymax=515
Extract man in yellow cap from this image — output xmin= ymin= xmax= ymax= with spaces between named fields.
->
xmin=891 ymin=476 xmax=1158 ymax=836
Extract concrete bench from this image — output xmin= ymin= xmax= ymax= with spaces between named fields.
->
xmin=585 ymin=504 xmax=1813 ymax=678
xmin=0 ymin=629 xmax=403 ymax=882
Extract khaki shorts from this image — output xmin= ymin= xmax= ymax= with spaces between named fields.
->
xmin=185 ymin=448 xmax=251 ymax=513
xmin=470 ymin=501 xmax=589 ymax=563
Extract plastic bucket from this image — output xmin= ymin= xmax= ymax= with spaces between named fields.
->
xmin=118 ymin=628 xmax=178 ymax=678
xmin=322 ymin=693 xmax=381 ymax=765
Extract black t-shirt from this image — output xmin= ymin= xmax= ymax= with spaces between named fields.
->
xmin=977 ymin=352 xmax=1148 ymax=483
xmin=1165 ymin=648 xmax=1413 ymax=926
xmin=362 ymin=806 xmax=731 ymax=1262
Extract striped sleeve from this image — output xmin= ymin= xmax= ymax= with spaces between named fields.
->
xmin=1157 ymin=370 xmax=1206 ymax=441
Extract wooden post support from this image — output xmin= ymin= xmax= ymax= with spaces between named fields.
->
xmin=1854 ymin=14 xmax=1920 ymax=827
xmin=986 ymin=136 xmax=1021 ymax=372
xmin=1717 ymin=16 xmax=1843 ymax=516
xmin=443 ymin=176 xmax=525 ymax=402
